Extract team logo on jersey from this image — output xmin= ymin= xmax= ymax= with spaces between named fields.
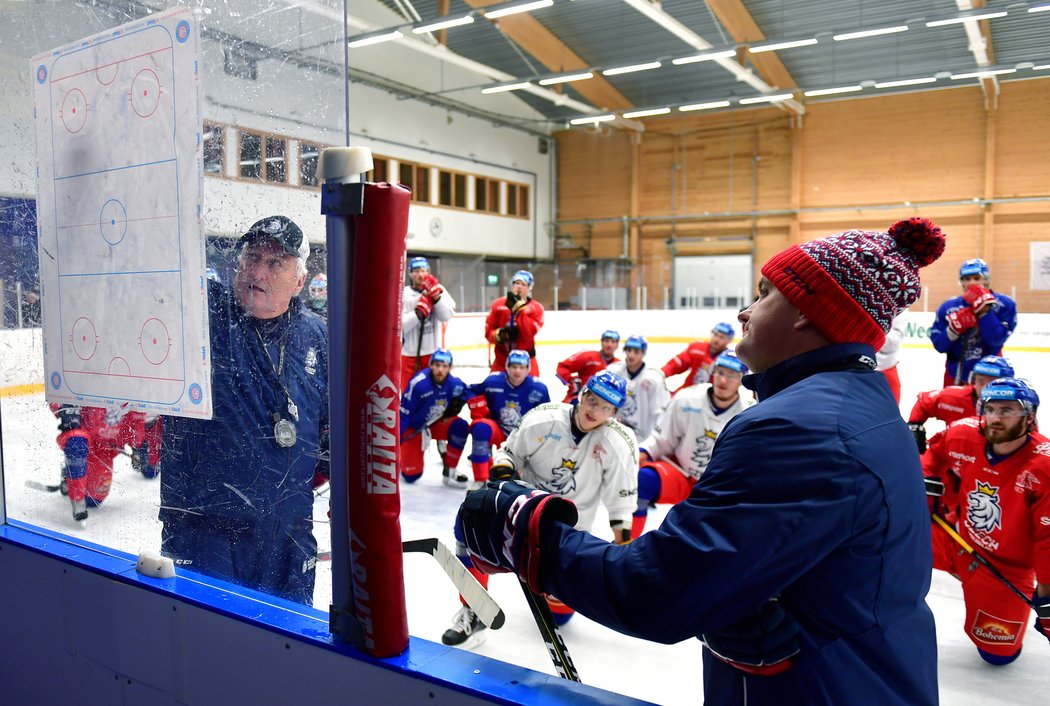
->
xmin=970 ymin=609 xmax=1022 ymax=646
xmin=499 ymin=402 xmax=522 ymax=430
xmin=967 ymin=481 xmax=1003 ymax=534
xmin=1015 ymin=470 xmax=1040 ymax=492
xmin=542 ymin=459 xmax=577 ymax=495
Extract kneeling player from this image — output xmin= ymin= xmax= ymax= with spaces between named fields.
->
xmin=922 ymin=378 xmax=1050 ymax=665
xmin=399 ymin=349 xmax=471 ymax=487
xmin=442 ymin=370 xmax=638 ymax=648
xmin=633 ymin=352 xmax=754 ymax=536
xmin=464 ymin=349 xmax=549 ymax=488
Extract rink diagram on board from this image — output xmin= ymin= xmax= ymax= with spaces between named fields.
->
xmin=3 ymin=337 xmax=1049 ymax=705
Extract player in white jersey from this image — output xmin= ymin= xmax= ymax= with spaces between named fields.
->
xmin=401 ymin=256 xmax=457 ymax=387
xmin=442 ymin=370 xmax=638 ymax=647
xmin=606 ymin=334 xmax=669 ymax=441
xmin=632 ymin=352 xmax=754 ymax=536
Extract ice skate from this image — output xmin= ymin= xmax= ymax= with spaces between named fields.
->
xmin=441 ymin=463 xmax=468 ymax=489
xmin=441 ymin=606 xmax=486 ymax=649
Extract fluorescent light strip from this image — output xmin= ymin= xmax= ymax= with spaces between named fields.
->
xmin=926 ymin=11 xmax=1007 ymax=27
xmin=602 ymin=61 xmax=662 ymax=76
xmin=538 ymin=72 xmax=593 ymax=85
xmin=672 ymin=50 xmax=736 ymax=65
xmin=873 ymin=77 xmax=937 ymax=88
xmin=749 ymin=38 xmax=817 ymax=53
xmin=833 ymin=25 xmax=908 ymax=41
xmin=481 ymin=82 xmax=532 ymax=94
xmin=348 ymin=30 xmax=403 ymax=48
xmin=484 ymin=0 xmax=553 ymax=19
xmin=739 ymin=93 xmax=794 ymax=104
xmin=803 ymin=85 xmax=863 ymax=97
xmin=413 ymin=15 xmax=475 ymax=33
xmin=950 ymin=68 xmax=1017 ymax=79
xmin=1034 ymin=64 xmax=1050 ymax=70
xmin=570 ymin=114 xmax=615 ymax=125
xmin=622 ymin=107 xmax=671 ymax=119
xmin=1029 ymin=4 xmax=1050 ymax=13
xmin=679 ymin=100 xmax=731 ymax=112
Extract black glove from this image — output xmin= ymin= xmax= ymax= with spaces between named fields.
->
xmin=56 ymin=406 xmax=83 ymax=432
xmin=489 ymin=463 xmax=518 ymax=482
xmin=505 ymin=291 xmax=520 ymax=309
xmin=908 ymin=423 xmax=926 ymax=454
xmin=456 ymin=480 xmax=578 ymax=592
xmin=502 ymin=324 xmax=519 ymax=342
xmin=702 ymin=599 xmax=801 ymax=677
xmin=1033 ymin=592 xmax=1050 ymax=644
xmin=442 ymin=397 xmax=467 ymax=419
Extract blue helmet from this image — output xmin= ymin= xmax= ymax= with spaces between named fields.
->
xmin=511 ymin=270 xmax=534 ymax=288
xmin=584 ymin=370 xmax=628 ymax=409
xmin=969 ymin=355 xmax=1014 ymax=382
xmin=600 ymin=329 xmax=620 ymax=342
xmin=431 ymin=348 xmax=453 ymax=365
xmin=979 ymin=377 xmax=1039 ymax=415
xmin=409 ymin=256 xmax=430 ymax=272
xmin=623 ymin=334 xmax=648 ymax=353
xmin=959 ymin=258 xmax=989 ymax=279
xmin=714 ymin=351 xmax=748 ymax=375
xmin=712 ymin=322 xmax=735 ymax=337
xmin=507 ymin=349 xmax=531 ymax=368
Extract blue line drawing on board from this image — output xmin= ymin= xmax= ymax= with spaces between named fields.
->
xmin=46 ymin=24 xmax=188 ymax=406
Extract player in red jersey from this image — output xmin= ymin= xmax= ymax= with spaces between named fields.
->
xmin=907 ymin=355 xmax=1013 ymax=454
xmin=484 ymin=270 xmax=544 ymax=375
xmin=922 ymin=377 xmax=1050 ymax=664
xmin=555 ymin=329 xmax=620 ymax=402
xmin=660 ymin=322 xmax=735 ymax=394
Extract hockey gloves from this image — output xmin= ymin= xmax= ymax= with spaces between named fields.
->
xmin=963 ymin=284 xmax=996 ymax=316
xmin=1033 ymin=592 xmax=1050 ymax=644
xmin=56 ymin=405 xmax=83 ymax=432
xmin=702 ymin=599 xmax=801 ymax=677
xmin=456 ymin=480 xmax=578 ymax=593
xmin=441 ymin=396 xmax=467 ymax=419
xmin=946 ymin=307 xmax=977 ymax=335
xmin=505 ymin=291 xmax=520 ymax=310
xmin=415 ymin=297 xmax=432 ymax=321
xmin=467 ymin=395 xmax=490 ymax=421
xmin=494 ymin=326 xmax=518 ymax=345
xmin=908 ymin=422 xmax=927 ymax=454
xmin=489 ymin=463 xmax=518 ymax=482
xmin=421 ymin=273 xmax=443 ymax=303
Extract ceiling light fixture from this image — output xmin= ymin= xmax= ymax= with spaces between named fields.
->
xmin=1029 ymin=4 xmax=1050 ymax=12
xmin=484 ymin=0 xmax=554 ymax=20
xmin=413 ymin=15 xmax=475 ymax=34
xmin=926 ymin=11 xmax=1007 ymax=27
xmin=622 ymin=107 xmax=671 ymax=118
xmin=1034 ymin=64 xmax=1050 ymax=70
xmin=481 ymin=82 xmax=532 ymax=94
xmin=347 ymin=30 xmax=404 ymax=48
xmin=671 ymin=50 xmax=737 ymax=65
xmin=832 ymin=25 xmax=909 ymax=41
xmin=950 ymin=68 xmax=1017 ymax=79
xmin=570 ymin=114 xmax=615 ymax=125
xmin=803 ymin=85 xmax=863 ymax=97
xmin=873 ymin=77 xmax=938 ymax=88
xmin=738 ymin=93 xmax=794 ymax=104
xmin=749 ymin=38 xmax=818 ymax=53
xmin=602 ymin=61 xmax=663 ymax=76
xmin=538 ymin=72 xmax=594 ymax=85
xmin=678 ymin=100 xmax=731 ymax=112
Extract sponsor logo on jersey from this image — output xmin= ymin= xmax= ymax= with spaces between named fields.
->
xmin=970 ymin=610 xmax=1022 ymax=646
xmin=967 ymin=480 xmax=1003 ymax=534
xmin=543 ymin=432 xmax=562 ymax=441
xmin=364 ymin=374 xmax=399 ymax=495
xmin=949 ymin=451 xmax=976 ymax=464
xmin=937 ymin=402 xmax=966 ymax=413
xmin=1034 ymin=442 xmax=1050 ymax=458
xmin=1041 ymin=516 xmax=1050 ymax=526
xmin=1015 ymin=470 xmax=1040 ymax=492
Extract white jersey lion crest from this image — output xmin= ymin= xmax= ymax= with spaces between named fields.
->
xmin=542 ymin=458 xmax=578 ymax=495
xmin=967 ymin=481 xmax=1003 ymax=534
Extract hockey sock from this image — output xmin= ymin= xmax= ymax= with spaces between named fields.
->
xmin=977 ymin=646 xmax=1022 ymax=666
xmin=632 ymin=467 xmax=662 ymax=536
xmin=471 ymin=459 xmax=492 ymax=482
xmin=402 ymin=471 xmax=423 ymax=484
xmin=61 ymin=434 xmax=90 ymax=503
xmin=546 ymin=596 xmax=575 ymax=626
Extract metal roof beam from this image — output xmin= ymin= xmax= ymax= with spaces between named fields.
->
xmin=956 ymin=0 xmax=1001 ymax=105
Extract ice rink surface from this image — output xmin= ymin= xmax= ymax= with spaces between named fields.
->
xmin=3 ymin=336 xmax=1049 ymax=705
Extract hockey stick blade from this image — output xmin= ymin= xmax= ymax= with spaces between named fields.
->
xmin=25 ymin=480 xmax=63 ymax=493
xmin=402 ymin=538 xmax=506 ymax=630
xmin=518 ymin=579 xmax=581 ymax=682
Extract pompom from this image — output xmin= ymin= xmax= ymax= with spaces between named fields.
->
xmin=888 ymin=217 xmax=945 ymax=268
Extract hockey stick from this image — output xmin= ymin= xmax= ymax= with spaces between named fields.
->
xmin=402 ymin=538 xmax=505 ymax=629
xmin=517 ymin=579 xmax=581 ymax=682
xmin=931 ymin=513 xmax=1050 ymax=618
xmin=25 ymin=480 xmax=62 ymax=493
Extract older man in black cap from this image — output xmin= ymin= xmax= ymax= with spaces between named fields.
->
xmin=161 ymin=216 xmax=329 ymax=604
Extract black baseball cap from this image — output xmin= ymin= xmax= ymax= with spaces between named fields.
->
xmin=239 ymin=215 xmax=309 ymax=260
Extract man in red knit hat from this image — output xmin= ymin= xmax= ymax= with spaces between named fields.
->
xmin=458 ymin=218 xmax=945 ymax=706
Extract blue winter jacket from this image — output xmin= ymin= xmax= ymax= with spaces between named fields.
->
xmin=929 ymin=291 xmax=1017 ymax=383
xmin=160 ymin=281 xmax=328 ymax=529
xmin=540 ymin=343 xmax=938 ymax=706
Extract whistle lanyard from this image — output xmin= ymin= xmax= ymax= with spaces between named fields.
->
xmin=252 ymin=321 xmax=299 ymax=422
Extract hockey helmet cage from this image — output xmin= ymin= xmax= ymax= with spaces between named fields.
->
xmin=309 ymin=273 xmax=327 ymax=298
xmin=584 ymin=370 xmax=628 ymax=409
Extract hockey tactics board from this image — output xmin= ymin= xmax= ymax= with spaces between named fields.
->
xmin=33 ymin=7 xmax=212 ymax=419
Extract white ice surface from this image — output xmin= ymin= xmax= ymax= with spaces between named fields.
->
xmin=4 ymin=338 xmax=1049 ymax=705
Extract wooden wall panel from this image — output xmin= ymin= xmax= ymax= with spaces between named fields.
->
xmin=995 ymin=80 xmax=1050 ymax=198
xmin=556 ymin=129 xmax=633 ymax=221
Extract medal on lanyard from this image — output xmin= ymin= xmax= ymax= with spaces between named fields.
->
xmin=274 ymin=416 xmax=297 ymax=448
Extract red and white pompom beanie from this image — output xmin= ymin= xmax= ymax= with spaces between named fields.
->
xmin=761 ymin=218 xmax=946 ymax=350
